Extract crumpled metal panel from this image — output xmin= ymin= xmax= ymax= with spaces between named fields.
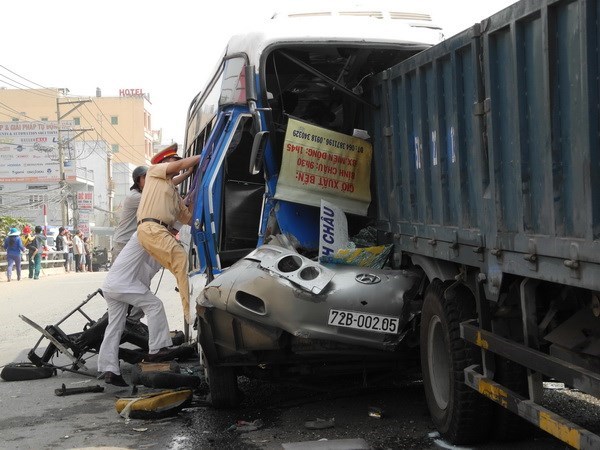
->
xmin=247 ymin=246 xmax=334 ymax=294
xmin=202 ymin=245 xmax=420 ymax=350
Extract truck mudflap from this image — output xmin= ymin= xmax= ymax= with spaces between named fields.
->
xmin=464 ymin=368 xmax=600 ymax=450
xmin=462 ymin=322 xmax=600 ymax=449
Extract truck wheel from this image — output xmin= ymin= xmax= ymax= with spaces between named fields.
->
xmin=420 ymin=280 xmax=492 ymax=444
xmin=493 ymin=357 xmax=533 ymax=441
xmin=200 ymin=349 xmax=239 ymax=409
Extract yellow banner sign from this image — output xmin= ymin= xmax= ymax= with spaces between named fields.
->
xmin=274 ymin=118 xmax=372 ymax=216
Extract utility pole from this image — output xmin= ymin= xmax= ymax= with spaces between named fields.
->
xmin=107 ymin=150 xmax=114 ymax=223
xmin=56 ymin=96 xmax=93 ymax=226
xmin=96 ymin=113 xmax=115 ymax=226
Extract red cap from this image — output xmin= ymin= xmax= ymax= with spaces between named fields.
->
xmin=151 ymin=143 xmax=181 ymax=164
xmin=22 ymin=225 xmax=31 ymax=234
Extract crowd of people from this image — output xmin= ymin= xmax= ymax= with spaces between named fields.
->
xmin=54 ymin=227 xmax=94 ymax=273
xmin=2 ymin=225 xmax=95 ymax=281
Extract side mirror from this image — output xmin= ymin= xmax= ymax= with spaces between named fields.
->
xmin=249 ymin=131 xmax=269 ymax=175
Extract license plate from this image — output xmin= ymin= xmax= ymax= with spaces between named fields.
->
xmin=327 ymin=309 xmax=400 ymax=334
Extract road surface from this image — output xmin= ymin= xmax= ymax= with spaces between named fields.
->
xmin=0 ymin=271 xmax=592 ymax=449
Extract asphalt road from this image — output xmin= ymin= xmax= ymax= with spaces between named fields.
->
xmin=0 ymin=270 xmax=592 ymax=449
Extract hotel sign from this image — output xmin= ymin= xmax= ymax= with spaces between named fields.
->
xmin=119 ymin=88 xmax=149 ymax=100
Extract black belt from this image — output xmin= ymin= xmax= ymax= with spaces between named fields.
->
xmin=138 ymin=218 xmax=169 ymax=228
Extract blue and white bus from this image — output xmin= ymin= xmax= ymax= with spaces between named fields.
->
xmin=182 ymin=2 xmax=442 ymax=409
xmin=183 ymin=3 xmax=441 ymax=275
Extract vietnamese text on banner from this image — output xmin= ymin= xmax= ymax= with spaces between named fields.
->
xmin=274 ymin=118 xmax=372 ymax=216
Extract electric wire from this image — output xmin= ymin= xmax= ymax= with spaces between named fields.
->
xmin=0 ymin=64 xmax=156 ymax=217
xmin=0 ymin=64 xmax=50 ymax=90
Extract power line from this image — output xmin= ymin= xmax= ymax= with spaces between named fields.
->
xmin=0 ymin=74 xmax=147 ymax=162
xmin=0 ymin=64 xmax=49 ymax=90
xmin=0 ymin=65 xmax=155 ymax=209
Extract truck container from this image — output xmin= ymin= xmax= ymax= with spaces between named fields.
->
xmin=368 ymin=0 xmax=600 ymax=447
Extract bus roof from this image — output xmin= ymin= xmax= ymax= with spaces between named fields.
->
xmin=225 ymin=7 xmax=442 ymax=64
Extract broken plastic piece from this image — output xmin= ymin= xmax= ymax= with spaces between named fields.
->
xmin=228 ymin=419 xmax=264 ymax=432
xmin=321 ymin=245 xmax=393 ymax=269
xmin=304 ymin=418 xmax=335 ymax=429
xmin=367 ymin=406 xmax=384 ymax=419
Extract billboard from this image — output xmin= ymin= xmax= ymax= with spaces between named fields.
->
xmin=0 ymin=121 xmax=76 ymax=182
xmin=77 ymin=191 xmax=93 ymax=211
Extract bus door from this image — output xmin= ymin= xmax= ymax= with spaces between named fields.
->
xmin=194 ymin=110 xmax=264 ymax=275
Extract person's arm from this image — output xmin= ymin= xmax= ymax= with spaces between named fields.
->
xmin=165 ymin=155 xmax=200 ymax=177
xmin=172 ymin=167 xmax=195 ymax=186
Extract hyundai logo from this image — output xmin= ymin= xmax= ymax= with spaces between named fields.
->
xmin=355 ymin=273 xmax=381 ymax=284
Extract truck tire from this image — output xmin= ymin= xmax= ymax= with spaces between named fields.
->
xmin=201 ymin=349 xmax=239 ymax=409
xmin=420 ymin=280 xmax=492 ymax=444
xmin=492 ymin=357 xmax=534 ymax=441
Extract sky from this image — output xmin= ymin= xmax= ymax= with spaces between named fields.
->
xmin=0 ymin=0 xmax=517 ymax=147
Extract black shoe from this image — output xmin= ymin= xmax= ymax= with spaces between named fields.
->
xmin=145 ymin=347 xmax=181 ymax=362
xmin=105 ymin=371 xmax=129 ymax=387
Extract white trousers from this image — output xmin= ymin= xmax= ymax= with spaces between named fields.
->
xmin=97 ymin=290 xmax=173 ymax=375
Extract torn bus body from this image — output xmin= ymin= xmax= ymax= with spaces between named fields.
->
xmin=201 ymin=245 xmax=422 ymax=352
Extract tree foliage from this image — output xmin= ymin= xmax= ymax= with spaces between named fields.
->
xmin=0 ymin=215 xmax=29 ymax=241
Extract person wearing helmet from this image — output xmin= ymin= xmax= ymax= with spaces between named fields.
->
xmin=137 ymin=143 xmax=199 ymax=324
xmin=111 ymin=165 xmax=148 ymax=263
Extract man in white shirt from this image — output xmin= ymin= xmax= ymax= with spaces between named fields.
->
xmin=111 ymin=165 xmax=148 ymax=321
xmin=97 ymin=232 xmax=178 ymax=386
xmin=72 ymin=230 xmax=84 ymax=272
xmin=112 ymin=166 xmax=147 ymax=262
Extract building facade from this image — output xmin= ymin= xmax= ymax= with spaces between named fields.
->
xmin=0 ymin=87 xmax=159 ymax=247
xmin=0 ymin=87 xmax=154 ymax=165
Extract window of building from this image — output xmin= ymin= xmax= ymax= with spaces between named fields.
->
xmin=112 ymin=144 xmax=119 ymax=153
xmin=73 ymin=117 xmax=80 ymax=125
xmin=111 ymin=116 xmax=118 ymax=125
xmin=11 ymin=117 xmax=18 ymax=121
xmin=41 ymin=117 xmax=48 ymax=121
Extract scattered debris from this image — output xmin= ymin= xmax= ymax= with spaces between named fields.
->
xmin=131 ymin=361 xmax=200 ymax=389
xmin=228 ymin=419 xmax=264 ymax=432
xmin=282 ymin=438 xmax=370 ymax=449
xmin=116 ymin=389 xmax=193 ymax=421
xmin=367 ymin=406 xmax=384 ymax=419
xmin=304 ymin=418 xmax=335 ymax=429
xmin=54 ymin=383 xmax=104 ymax=396
xmin=1 ymin=362 xmax=55 ymax=382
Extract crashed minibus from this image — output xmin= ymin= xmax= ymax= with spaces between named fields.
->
xmin=180 ymin=2 xmax=442 ymax=408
